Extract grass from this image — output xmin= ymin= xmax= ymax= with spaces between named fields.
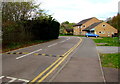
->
xmin=2 ymin=39 xmax=54 ymax=52
xmin=59 ymin=34 xmax=85 ymax=37
xmin=100 ymin=53 xmax=120 ymax=69
xmin=93 ymin=37 xmax=120 ymax=46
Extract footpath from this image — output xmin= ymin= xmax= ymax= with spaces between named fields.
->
xmin=50 ymin=38 xmax=105 ymax=83
xmin=96 ymin=46 xmax=119 ymax=82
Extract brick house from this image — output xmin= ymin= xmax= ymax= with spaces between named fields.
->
xmin=73 ymin=17 xmax=118 ymax=37
xmin=73 ymin=17 xmax=101 ymax=35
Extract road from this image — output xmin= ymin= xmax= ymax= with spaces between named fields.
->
xmin=2 ymin=36 xmax=105 ymax=83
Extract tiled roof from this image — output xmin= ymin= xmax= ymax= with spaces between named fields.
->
xmin=65 ymin=29 xmax=73 ymax=32
xmin=73 ymin=17 xmax=94 ymax=26
xmin=83 ymin=22 xmax=103 ymax=31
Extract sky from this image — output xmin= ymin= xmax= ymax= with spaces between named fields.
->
xmin=35 ymin=0 xmax=119 ymax=23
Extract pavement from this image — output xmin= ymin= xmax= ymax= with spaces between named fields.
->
xmin=2 ymin=36 xmax=113 ymax=83
xmin=51 ymin=37 xmax=105 ymax=82
xmin=103 ymin=67 xmax=119 ymax=82
xmin=96 ymin=46 xmax=119 ymax=83
xmin=96 ymin=46 xmax=119 ymax=53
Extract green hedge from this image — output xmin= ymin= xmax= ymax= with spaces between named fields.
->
xmin=2 ymin=19 xmax=60 ymax=49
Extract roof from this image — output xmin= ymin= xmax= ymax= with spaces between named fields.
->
xmin=73 ymin=17 xmax=94 ymax=26
xmin=83 ymin=22 xmax=103 ymax=31
xmin=65 ymin=29 xmax=73 ymax=32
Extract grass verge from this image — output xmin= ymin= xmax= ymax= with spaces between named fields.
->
xmin=59 ymin=34 xmax=85 ymax=37
xmin=2 ymin=39 xmax=54 ymax=53
xmin=100 ymin=53 xmax=120 ymax=69
xmin=93 ymin=37 xmax=120 ymax=46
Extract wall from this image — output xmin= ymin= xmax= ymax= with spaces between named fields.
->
xmin=95 ymin=22 xmax=118 ymax=37
xmin=74 ymin=17 xmax=101 ymax=35
xmin=73 ymin=26 xmax=80 ymax=35
xmin=80 ymin=17 xmax=101 ymax=35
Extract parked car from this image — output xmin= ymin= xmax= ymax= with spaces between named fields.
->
xmin=112 ymin=33 xmax=118 ymax=37
xmin=85 ymin=33 xmax=99 ymax=37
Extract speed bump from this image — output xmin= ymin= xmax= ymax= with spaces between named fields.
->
xmin=6 ymin=52 xmax=29 ymax=54
xmin=34 ymin=53 xmax=63 ymax=57
xmin=5 ymin=52 xmax=63 ymax=57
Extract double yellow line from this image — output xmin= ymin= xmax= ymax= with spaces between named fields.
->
xmin=29 ymin=37 xmax=82 ymax=84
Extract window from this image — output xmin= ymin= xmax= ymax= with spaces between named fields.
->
xmin=78 ymin=26 xmax=81 ymax=28
xmin=102 ymin=25 xmax=106 ymax=27
xmin=108 ymin=31 xmax=110 ymax=34
xmin=102 ymin=32 xmax=105 ymax=34
xmin=99 ymin=31 xmax=105 ymax=34
xmin=83 ymin=25 xmax=86 ymax=27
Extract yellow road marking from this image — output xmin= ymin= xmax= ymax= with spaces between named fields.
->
xmin=49 ymin=54 xmax=52 ymax=56
xmin=42 ymin=54 xmax=46 ymax=56
xmin=37 ymin=38 xmax=82 ymax=83
xmin=15 ymin=52 xmax=20 ymax=54
xmin=34 ymin=53 xmax=39 ymax=55
xmin=29 ymin=37 xmax=82 ymax=83
xmin=29 ymin=46 xmax=74 ymax=84
xmin=29 ymin=57 xmax=62 ymax=84
xmin=22 ymin=52 xmax=29 ymax=54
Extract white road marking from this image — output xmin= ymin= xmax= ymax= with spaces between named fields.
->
xmin=48 ymin=43 xmax=58 ymax=47
xmin=60 ymin=38 xmax=70 ymax=43
xmin=59 ymin=40 xmax=66 ymax=43
xmin=16 ymin=49 xmax=42 ymax=59
xmin=0 ymin=76 xmax=4 ymax=79
xmin=18 ymin=79 xmax=29 ymax=82
xmin=66 ymin=38 xmax=70 ymax=40
xmin=6 ymin=76 xmax=17 ymax=82
xmin=2 ymin=76 xmax=30 ymax=83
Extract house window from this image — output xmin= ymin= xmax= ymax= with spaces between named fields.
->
xmin=78 ymin=26 xmax=81 ymax=28
xmin=108 ymin=31 xmax=110 ymax=34
xmin=99 ymin=31 xmax=105 ymax=34
xmin=83 ymin=25 xmax=86 ymax=27
xmin=102 ymin=25 xmax=106 ymax=27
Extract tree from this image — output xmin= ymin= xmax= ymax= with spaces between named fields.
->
xmin=60 ymin=21 xmax=75 ymax=34
xmin=2 ymin=1 xmax=43 ymax=48
xmin=107 ymin=13 xmax=120 ymax=33
xmin=2 ymin=2 xmax=42 ymax=22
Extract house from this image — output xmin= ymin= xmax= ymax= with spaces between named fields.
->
xmin=64 ymin=29 xmax=73 ymax=35
xmin=73 ymin=17 xmax=118 ymax=37
xmin=73 ymin=17 xmax=101 ymax=35
xmin=83 ymin=21 xmax=118 ymax=37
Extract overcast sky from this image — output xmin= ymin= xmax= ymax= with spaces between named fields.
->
xmin=35 ymin=0 xmax=119 ymax=23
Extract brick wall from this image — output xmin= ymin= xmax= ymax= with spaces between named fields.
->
xmin=74 ymin=17 xmax=101 ymax=35
xmin=95 ymin=22 xmax=118 ymax=37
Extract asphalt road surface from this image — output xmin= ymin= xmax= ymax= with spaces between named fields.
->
xmin=2 ymin=36 xmax=105 ymax=83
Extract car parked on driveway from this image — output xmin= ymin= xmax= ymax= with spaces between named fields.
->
xmin=85 ymin=33 xmax=99 ymax=37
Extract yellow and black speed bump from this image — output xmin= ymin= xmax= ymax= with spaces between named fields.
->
xmin=6 ymin=52 xmax=29 ymax=55
xmin=5 ymin=52 xmax=63 ymax=57
xmin=34 ymin=53 xmax=63 ymax=57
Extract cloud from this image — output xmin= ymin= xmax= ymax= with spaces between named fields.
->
xmin=36 ymin=0 xmax=119 ymax=23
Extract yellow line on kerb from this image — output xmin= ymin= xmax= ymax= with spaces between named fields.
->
xmin=29 ymin=37 xmax=82 ymax=84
